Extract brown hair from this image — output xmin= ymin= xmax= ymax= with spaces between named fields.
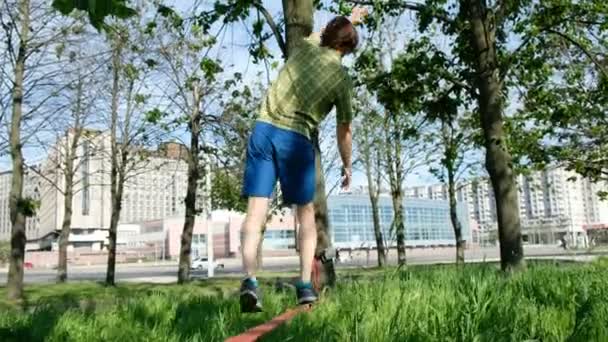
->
xmin=320 ymin=16 xmax=359 ymax=54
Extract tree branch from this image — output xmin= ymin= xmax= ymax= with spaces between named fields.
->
xmin=547 ymin=28 xmax=608 ymax=79
xmin=346 ymin=0 xmax=454 ymax=24
xmin=253 ymin=2 xmax=287 ymax=59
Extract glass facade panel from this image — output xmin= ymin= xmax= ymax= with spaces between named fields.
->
xmin=327 ymin=195 xmax=469 ymax=248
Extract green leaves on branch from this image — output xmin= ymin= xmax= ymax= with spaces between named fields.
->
xmin=52 ymin=0 xmax=136 ymax=30
xmin=123 ymin=63 xmax=139 ymax=81
xmin=509 ymin=1 xmax=608 ymax=182
xmin=145 ymin=108 xmax=166 ymax=124
xmin=356 ymin=37 xmax=468 ymax=117
xmin=211 ymin=171 xmax=247 ymax=212
xmin=158 ymin=5 xmax=184 ymax=30
xmin=17 ymin=197 xmax=40 ymax=218
xmin=200 ymin=58 xmax=223 ymax=82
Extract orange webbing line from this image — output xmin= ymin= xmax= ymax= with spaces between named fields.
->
xmin=224 ymin=304 xmax=313 ymax=342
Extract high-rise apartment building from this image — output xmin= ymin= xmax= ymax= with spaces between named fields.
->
xmin=407 ymin=166 xmax=608 ymax=245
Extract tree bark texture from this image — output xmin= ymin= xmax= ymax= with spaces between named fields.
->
xmin=6 ymin=0 xmax=31 ymax=302
xmin=463 ymin=0 xmax=524 ymax=271
xmin=448 ymin=168 xmax=465 ymax=265
xmin=364 ymin=135 xmax=386 ymax=267
xmin=58 ymin=83 xmax=84 ymax=283
xmin=57 ymin=168 xmax=74 ymax=283
xmin=106 ymin=40 xmax=123 ymax=286
xmin=177 ymin=83 xmax=202 ymax=284
xmin=384 ymin=116 xmax=406 ymax=265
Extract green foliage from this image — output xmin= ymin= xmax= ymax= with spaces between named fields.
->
xmin=211 ymin=171 xmax=246 ymax=213
xmin=145 ymin=108 xmax=165 ymax=124
xmin=157 ymin=5 xmax=184 ymax=30
xmin=508 ymin=0 xmax=608 ymax=182
xmin=17 ymin=197 xmax=40 ymax=218
xmin=200 ymin=58 xmax=223 ymax=82
xmin=355 ymin=0 xmax=607 ymax=185
xmin=0 ymin=241 xmax=10 ymax=265
xmin=52 ymin=0 xmax=136 ymax=30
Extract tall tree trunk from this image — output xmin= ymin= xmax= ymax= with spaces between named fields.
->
xmin=282 ymin=0 xmax=336 ymax=287
xmin=448 ymin=168 xmax=464 ymax=265
xmin=106 ymin=39 xmax=122 ymax=286
xmin=106 ymin=178 xmax=123 ymax=286
xmin=391 ymin=191 xmax=406 ymax=265
xmin=312 ymin=135 xmax=332 ymax=257
xmin=177 ymin=83 xmax=202 ymax=284
xmin=57 ymin=170 xmax=74 ymax=282
xmin=364 ymin=138 xmax=386 ymax=267
xmin=282 ymin=0 xmax=314 ymax=55
xmin=463 ymin=0 xmax=524 ymax=271
xmin=58 ymin=83 xmax=84 ymax=283
xmin=369 ymin=192 xmax=386 ymax=267
xmin=385 ymin=117 xmax=406 ymax=265
xmin=6 ymin=0 xmax=30 ymax=302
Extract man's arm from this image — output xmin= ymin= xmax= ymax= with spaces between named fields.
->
xmin=337 ymin=123 xmax=352 ymax=169
xmin=337 ymin=122 xmax=353 ymax=189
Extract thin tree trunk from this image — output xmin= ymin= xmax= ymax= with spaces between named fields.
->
xmin=385 ymin=117 xmax=406 ymax=265
xmin=7 ymin=0 xmax=30 ymax=302
xmin=392 ymin=191 xmax=406 ymax=265
xmin=283 ymin=0 xmax=336 ymax=287
xmin=364 ymin=136 xmax=386 ymax=267
xmin=370 ymin=193 xmax=386 ymax=267
xmin=448 ymin=168 xmax=464 ymax=265
xmin=106 ymin=39 xmax=122 ymax=286
xmin=57 ymin=171 xmax=73 ymax=282
xmin=177 ymin=83 xmax=202 ymax=284
xmin=58 ymin=83 xmax=84 ymax=283
xmin=282 ymin=0 xmax=314 ymax=55
xmin=312 ymin=134 xmax=332 ymax=258
xmin=464 ymin=0 xmax=524 ymax=271
xmin=106 ymin=181 xmax=122 ymax=286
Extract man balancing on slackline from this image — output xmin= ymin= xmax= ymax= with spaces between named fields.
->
xmin=239 ymin=7 xmax=369 ymax=312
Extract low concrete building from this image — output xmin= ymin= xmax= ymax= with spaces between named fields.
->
xmin=117 ymin=210 xmax=296 ymax=260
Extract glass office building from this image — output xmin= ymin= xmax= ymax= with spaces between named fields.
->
xmin=327 ymin=194 xmax=470 ymax=248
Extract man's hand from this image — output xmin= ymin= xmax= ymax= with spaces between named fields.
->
xmin=350 ymin=6 xmax=369 ymax=26
xmin=341 ymin=166 xmax=352 ymax=191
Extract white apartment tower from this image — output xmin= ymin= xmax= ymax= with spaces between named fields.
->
xmin=21 ymin=129 xmax=191 ymax=250
xmin=407 ymin=166 xmax=607 ymax=246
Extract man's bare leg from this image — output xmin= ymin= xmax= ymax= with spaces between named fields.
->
xmin=241 ymin=197 xmax=269 ymax=278
xmin=297 ymin=202 xmax=317 ymax=284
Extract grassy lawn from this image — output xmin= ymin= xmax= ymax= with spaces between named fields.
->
xmin=0 ymin=259 xmax=607 ymax=341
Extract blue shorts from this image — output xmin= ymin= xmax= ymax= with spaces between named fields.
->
xmin=242 ymin=121 xmax=315 ymax=205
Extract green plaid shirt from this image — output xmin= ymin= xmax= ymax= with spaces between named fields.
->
xmin=258 ymin=35 xmax=354 ymax=139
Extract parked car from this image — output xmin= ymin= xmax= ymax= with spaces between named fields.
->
xmin=190 ymin=257 xmax=224 ymax=271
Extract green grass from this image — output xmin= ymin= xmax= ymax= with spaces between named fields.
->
xmin=1 ymin=260 xmax=607 ymax=341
